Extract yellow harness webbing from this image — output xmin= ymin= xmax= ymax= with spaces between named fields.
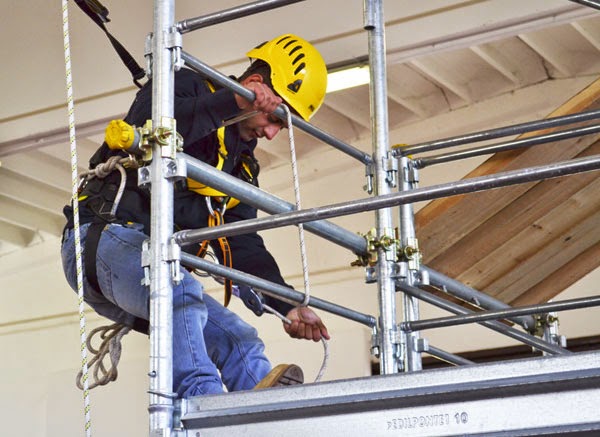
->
xmin=186 ymin=80 xmax=241 ymax=209
xmin=195 ymin=210 xmax=233 ymax=306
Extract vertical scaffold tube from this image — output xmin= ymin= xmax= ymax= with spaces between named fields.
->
xmin=149 ymin=0 xmax=176 ymax=434
xmin=366 ymin=0 xmax=399 ymax=374
xmin=398 ymin=156 xmax=423 ymax=371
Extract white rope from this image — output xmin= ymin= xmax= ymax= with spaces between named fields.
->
xmin=280 ymin=106 xmax=329 ymax=382
xmin=62 ymin=1 xmax=91 ymax=435
xmin=282 ymin=105 xmax=311 ymax=307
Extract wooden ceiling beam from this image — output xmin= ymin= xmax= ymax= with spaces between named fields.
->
xmin=458 ymin=172 xmax=600 ymax=294
xmin=491 ymin=206 xmax=600 ymax=303
xmin=427 ymin=139 xmax=600 ymax=280
xmin=416 ymin=77 xmax=600 ymax=304
xmin=417 ymin=78 xmax=600 ymax=259
xmin=510 ymin=240 xmax=600 ymax=307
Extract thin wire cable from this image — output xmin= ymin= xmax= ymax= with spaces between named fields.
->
xmin=281 ymin=105 xmax=329 ymax=382
xmin=62 ymin=1 xmax=92 ymax=435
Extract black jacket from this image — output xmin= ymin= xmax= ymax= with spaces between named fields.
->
xmin=64 ymin=68 xmax=294 ymax=316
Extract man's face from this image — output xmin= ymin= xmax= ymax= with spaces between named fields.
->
xmin=238 ymin=111 xmax=286 ymax=142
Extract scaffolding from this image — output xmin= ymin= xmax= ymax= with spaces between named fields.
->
xmin=132 ymin=0 xmax=600 ymax=435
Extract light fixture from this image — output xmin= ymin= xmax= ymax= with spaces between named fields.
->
xmin=326 ymin=65 xmax=370 ymax=93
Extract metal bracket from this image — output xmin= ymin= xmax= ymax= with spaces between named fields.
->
xmin=165 ymin=239 xmax=182 ymax=285
xmin=138 ymin=166 xmax=152 ymax=189
xmin=391 ymin=327 xmax=405 ymax=371
xmin=141 ymin=238 xmax=182 ymax=286
xmin=383 ymin=152 xmax=398 ymax=188
xmin=144 ymin=32 xmax=153 ymax=78
xmin=164 ymin=156 xmax=187 ymax=182
xmin=412 ymin=336 xmax=429 ymax=353
xmin=370 ymin=326 xmax=381 ymax=358
xmin=403 ymin=158 xmax=419 ymax=185
xmin=364 ymin=162 xmax=375 ymax=194
xmin=165 ymin=28 xmax=183 ymax=71
xmin=141 ymin=239 xmax=151 ymax=287
xmin=535 ymin=311 xmax=567 ymax=350
xmin=144 ymin=27 xmax=183 ymax=77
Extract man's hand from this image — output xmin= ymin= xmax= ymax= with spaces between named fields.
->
xmin=236 ymin=79 xmax=282 ymax=114
xmin=283 ymin=306 xmax=330 ymax=342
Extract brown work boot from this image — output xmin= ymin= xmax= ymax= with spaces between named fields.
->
xmin=254 ymin=364 xmax=304 ymax=389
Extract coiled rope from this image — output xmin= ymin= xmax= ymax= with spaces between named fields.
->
xmin=71 ymin=160 xmax=133 ymax=391
xmin=80 ymin=155 xmax=130 ymax=215
xmin=76 ymin=324 xmax=132 ymax=390
xmin=62 ymin=1 xmax=92 ymax=434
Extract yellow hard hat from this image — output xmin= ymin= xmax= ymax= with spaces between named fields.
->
xmin=246 ymin=34 xmax=327 ymax=121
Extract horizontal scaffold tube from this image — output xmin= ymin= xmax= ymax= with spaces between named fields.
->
xmin=180 ymin=153 xmax=369 ymax=255
xmin=401 ymin=295 xmax=600 ymax=332
xmin=424 ymin=266 xmax=536 ymax=330
xmin=173 ymin=154 xmax=600 ymax=245
xmin=177 ymin=0 xmax=306 ymax=33
xmin=396 ymin=108 xmax=600 ymax=157
xmin=181 ymin=51 xmax=373 ymax=165
xmin=426 ymin=345 xmax=476 ymax=366
xmin=180 ymin=252 xmax=377 ymax=328
xmin=396 ymin=283 xmax=571 ymax=356
xmin=415 ymin=124 xmax=600 ymax=168
xmin=569 ymin=0 xmax=600 ymax=11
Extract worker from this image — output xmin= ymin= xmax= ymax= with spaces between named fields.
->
xmin=61 ymin=34 xmax=330 ymax=397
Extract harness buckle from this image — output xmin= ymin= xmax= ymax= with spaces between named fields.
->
xmin=205 ymin=196 xmax=227 ymax=218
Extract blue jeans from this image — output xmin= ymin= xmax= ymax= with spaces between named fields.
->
xmin=61 ymin=222 xmax=272 ymax=397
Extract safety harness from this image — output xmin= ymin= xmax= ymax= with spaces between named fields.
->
xmin=185 ymin=80 xmax=260 ymax=307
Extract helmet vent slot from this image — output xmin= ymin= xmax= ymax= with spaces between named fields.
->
xmin=283 ymin=39 xmax=298 ymax=49
xmin=289 ymin=45 xmax=302 ymax=57
xmin=294 ymin=62 xmax=306 ymax=75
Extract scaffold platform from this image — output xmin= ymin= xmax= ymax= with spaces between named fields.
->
xmin=177 ymin=351 xmax=600 ymax=436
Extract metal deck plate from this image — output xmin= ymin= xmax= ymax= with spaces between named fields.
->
xmin=178 ymin=352 xmax=600 ymax=436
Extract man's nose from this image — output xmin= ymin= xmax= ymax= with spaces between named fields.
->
xmin=264 ymin=124 xmax=281 ymax=140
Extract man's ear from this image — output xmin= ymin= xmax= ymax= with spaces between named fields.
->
xmin=240 ymin=73 xmax=264 ymax=86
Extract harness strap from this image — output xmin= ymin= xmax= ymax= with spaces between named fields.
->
xmin=84 ymin=222 xmax=106 ymax=294
xmin=73 ymin=0 xmax=145 ymax=87
xmin=84 ymin=222 xmax=149 ymax=334
xmin=195 ymin=210 xmax=233 ymax=306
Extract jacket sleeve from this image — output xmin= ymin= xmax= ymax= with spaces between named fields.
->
xmin=211 ymin=202 xmax=296 ymax=317
xmin=125 ymin=69 xmax=242 ymax=148
xmin=173 ymin=70 xmax=242 ymax=146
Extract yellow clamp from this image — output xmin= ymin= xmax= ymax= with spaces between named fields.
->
xmin=351 ymin=228 xmax=399 ymax=267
